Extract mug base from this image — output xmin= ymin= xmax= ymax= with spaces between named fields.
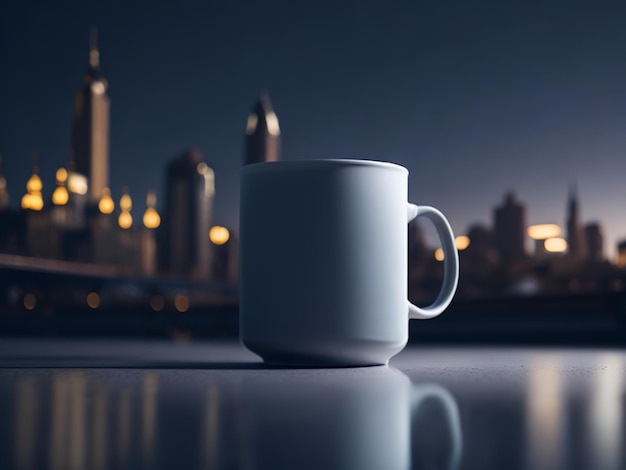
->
xmin=242 ymin=337 xmax=406 ymax=368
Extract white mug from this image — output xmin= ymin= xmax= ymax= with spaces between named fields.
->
xmin=240 ymin=159 xmax=459 ymax=366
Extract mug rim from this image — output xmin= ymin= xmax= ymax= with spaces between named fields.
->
xmin=241 ymin=158 xmax=408 ymax=175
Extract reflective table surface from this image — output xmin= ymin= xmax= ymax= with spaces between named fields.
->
xmin=0 ymin=339 xmax=624 ymax=470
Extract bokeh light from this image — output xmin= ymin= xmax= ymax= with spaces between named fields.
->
xmin=174 ymin=294 xmax=190 ymax=313
xmin=150 ymin=295 xmax=165 ymax=312
xmin=209 ymin=226 xmax=230 ymax=245
xmin=544 ymin=237 xmax=568 ymax=253
xmin=23 ymin=293 xmax=36 ymax=310
xmin=455 ymin=236 xmax=471 ymax=250
xmin=528 ymin=224 xmax=561 ymax=240
xmin=86 ymin=292 xmax=100 ymax=309
xmin=98 ymin=188 xmax=115 ymax=214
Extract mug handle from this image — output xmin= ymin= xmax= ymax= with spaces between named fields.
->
xmin=407 ymin=204 xmax=459 ymax=319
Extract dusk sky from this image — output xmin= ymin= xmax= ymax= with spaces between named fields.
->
xmin=2 ymin=1 xmax=626 ymax=256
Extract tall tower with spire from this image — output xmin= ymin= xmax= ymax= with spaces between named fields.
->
xmin=244 ymin=91 xmax=281 ymax=165
xmin=71 ymin=27 xmax=110 ymax=201
xmin=566 ymin=182 xmax=586 ymax=259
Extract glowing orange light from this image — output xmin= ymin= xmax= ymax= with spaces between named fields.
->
xmin=455 ymin=236 xmax=470 ymax=250
xmin=209 ymin=226 xmax=230 ymax=245
xmin=118 ymin=211 xmax=132 ymax=229
xmin=544 ymin=237 xmax=568 ymax=253
xmin=98 ymin=188 xmax=114 ymax=214
xmin=23 ymin=293 xmax=36 ymax=310
xmin=21 ymin=193 xmax=32 ymax=210
xmin=56 ymin=168 xmax=68 ymax=183
xmin=86 ymin=292 xmax=100 ymax=309
xmin=52 ymin=186 xmax=69 ymax=206
xmin=174 ymin=294 xmax=190 ymax=313
xmin=143 ymin=208 xmax=160 ymax=229
xmin=26 ymin=174 xmax=42 ymax=193
xmin=143 ymin=191 xmax=160 ymax=229
xmin=150 ymin=295 xmax=165 ymax=312
xmin=434 ymin=248 xmax=444 ymax=261
xmin=527 ymin=224 xmax=561 ymax=240
xmin=22 ymin=170 xmax=44 ymax=211
xmin=120 ymin=193 xmax=132 ymax=211
xmin=30 ymin=192 xmax=43 ymax=211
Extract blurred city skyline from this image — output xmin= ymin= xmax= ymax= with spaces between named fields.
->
xmin=3 ymin=1 xmax=626 ymax=256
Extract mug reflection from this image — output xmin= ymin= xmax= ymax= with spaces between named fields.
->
xmin=238 ymin=368 xmax=462 ymax=470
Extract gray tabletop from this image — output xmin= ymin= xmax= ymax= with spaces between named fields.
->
xmin=0 ymin=339 xmax=624 ymax=470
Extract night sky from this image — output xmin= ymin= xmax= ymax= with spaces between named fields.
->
xmin=2 ymin=1 xmax=626 ymax=255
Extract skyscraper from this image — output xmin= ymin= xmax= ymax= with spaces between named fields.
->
xmin=584 ymin=222 xmax=603 ymax=261
xmin=161 ymin=149 xmax=214 ymax=279
xmin=244 ymin=91 xmax=281 ymax=165
xmin=71 ymin=28 xmax=110 ymax=201
xmin=566 ymin=183 xmax=586 ymax=259
xmin=493 ymin=192 xmax=527 ymax=266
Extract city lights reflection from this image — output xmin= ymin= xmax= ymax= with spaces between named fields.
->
xmin=14 ymin=376 xmax=38 ymax=470
xmin=526 ymin=356 xmax=565 ymax=470
xmin=117 ymin=389 xmax=131 ymax=466
xmin=589 ymin=354 xmax=623 ymax=470
xmin=204 ymin=384 xmax=220 ymax=468
xmin=142 ymin=374 xmax=158 ymax=466
xmin=434 ymin=247 xmax=444 ymax=261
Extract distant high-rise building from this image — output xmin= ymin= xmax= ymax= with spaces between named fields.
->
xmin=71 ymin=28 xmax=110 ymax=201
xmin=244 ymin=91 xmax=281 ymax=165
xmin=161 ymin=149 xmax=214 ymax=279
xmin=566 ymin=183 xmax=586 ymax=259
xmin=617 ymin=240 xmax=626 ymax=267
xmin=493 ymin=192 xmax=527 ymax=266
xmin=584 ymin=222 xmax=603 ymax=261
